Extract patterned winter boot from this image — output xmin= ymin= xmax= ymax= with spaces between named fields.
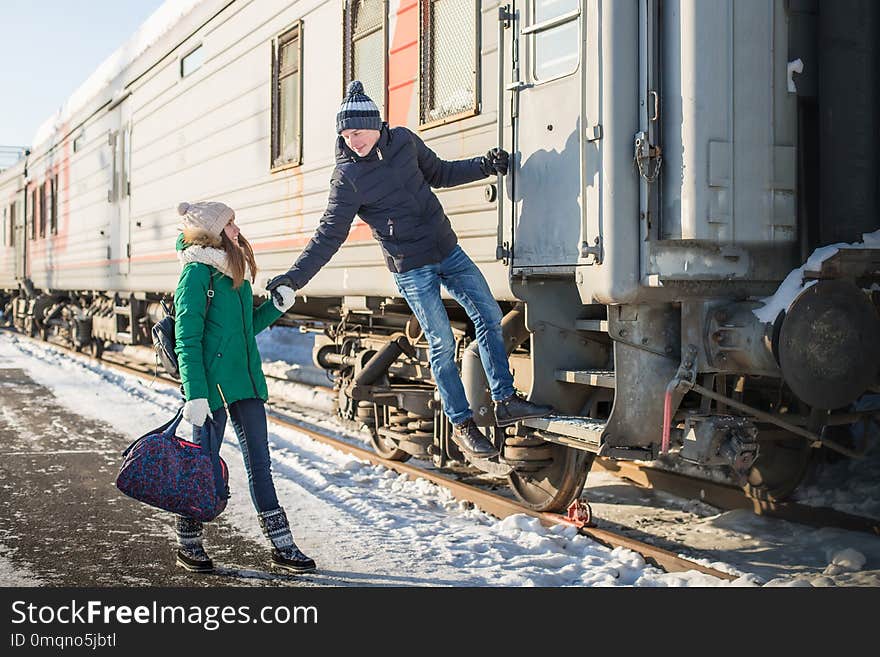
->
xmin=175 ymin=516 xmax=214 ymax=573
xmin=257 ymin=508 xmax=316 ymax=574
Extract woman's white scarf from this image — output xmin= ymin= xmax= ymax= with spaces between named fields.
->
xmin=178 ymin=245 xmax=251 ymax=283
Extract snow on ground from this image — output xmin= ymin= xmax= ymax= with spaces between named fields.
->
xmin=1 ymin=332 xmax=746 ymax=587
xmin=3 ymin=330 xmax=879 ymax=586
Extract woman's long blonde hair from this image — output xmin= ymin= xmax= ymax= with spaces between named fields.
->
xmin=221 ymin=231 xmax=258 ymax=289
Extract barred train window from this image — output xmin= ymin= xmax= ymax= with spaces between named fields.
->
xmin=532 ymin=0 xmax=579 ymax=82
xmin=420 ymin=0 xmax=479 ymax=127
xmin=29 ymin=189 xmax=35 ymax=240
xmin=344 ymin=0 xmax=387 ymax=118
xmin=39 ymin=182 xmax=47 ymax=238
xmin=8 ymin=203 xmax=15 ymax=247
xmin=50 ymin=175 xmax=58 ymax=235
xmin=271 ymin=23 xmax=303 ymax=170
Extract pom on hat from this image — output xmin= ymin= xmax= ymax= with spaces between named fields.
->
xmin=177 ymin=202 xmax=190 ymax=216
xmin=346 ymin=80 xmax=364 ymax=97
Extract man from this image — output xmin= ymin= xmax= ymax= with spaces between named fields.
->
xmin=267 ymin=80 xmax=552 ymax=462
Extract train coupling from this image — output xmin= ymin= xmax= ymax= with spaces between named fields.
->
xmin=679 ymin=414 xmax=759 ymax=478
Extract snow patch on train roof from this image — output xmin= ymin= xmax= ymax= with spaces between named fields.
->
xmin=31 ymin=0 xmax=207 ymax=149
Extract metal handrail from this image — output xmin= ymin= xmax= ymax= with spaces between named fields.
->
xmin=520 ymin=8 xmax=580 ymax=35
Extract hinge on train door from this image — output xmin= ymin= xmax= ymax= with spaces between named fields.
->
xmin=580 ymin=237 xmax=602 ymax=264
xmin=498 ymin=5 xmax=515 ymax=28
xmin=634 ymin=131 xmax=662 ymax=183
xmin=496 ymin=241 xmax=510 ymax=266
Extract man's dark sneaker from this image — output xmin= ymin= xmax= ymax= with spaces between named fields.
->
xmin=494 ymin=393 xmax=554 ymax=427
xmin=271 ymin=545 xmax=317 ymax=574
xmin=175 ymin=546 xmax=214 ymax=573
xmin=451 ymin=418 xmax=499 ymax=460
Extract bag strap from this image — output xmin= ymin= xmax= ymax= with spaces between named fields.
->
xmin=162 ymin=267 xmax=215 ymax=320
xmin=122 ymin=407 xmax=184 ymax=457
xmin=200 ymin=421 xmax=229 ymax=500
xmin=206 ymin=272 xmax=214 ymax=312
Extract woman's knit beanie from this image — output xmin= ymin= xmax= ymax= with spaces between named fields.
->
xmin=177 ymin=201 xmax=233 ymax=238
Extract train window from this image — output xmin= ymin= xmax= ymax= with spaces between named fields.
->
xmin=531 ymin=0 xmax=580 ymax=82
xmin=271 ymin=22 xmax=303 ymax=171
xmin=344 ymin=0 xmax=387 ymax=117
xmin=419 ymin=0 xmax=479 ymax=128
xmin=50 ymin=175 xmax=58 ymax=235
xmin=9 ymin=203 xmax=15 ymax=247
xmin=1 ymin=207 xmax=5 ymax=247
xmin=73 ymin=132 xmax=84 ymax=153
xmin=39 ymin=182 xmax=48 ymax=238
xmin=29 ymin=189 xmax=36 ymax=240
xmin=180 ymin=44 xmax=204 ymax=78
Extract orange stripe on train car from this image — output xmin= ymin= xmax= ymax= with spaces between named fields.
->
xmin=388 ymin=0 xmax=419 ymax=128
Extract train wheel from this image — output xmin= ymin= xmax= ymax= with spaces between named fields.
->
xmin=367 ymin=425 xmax=412 ymax=462
xmin=88 ymin=339 xmax=104 ymax=360
xmin=507 ymin=443 xmax=594 ymax=513
xmin=744 ymin=433 xmax=813 ymax=502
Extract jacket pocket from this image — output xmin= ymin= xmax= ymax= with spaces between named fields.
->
xmin=205 ymin=334 xmax=231 ymax=375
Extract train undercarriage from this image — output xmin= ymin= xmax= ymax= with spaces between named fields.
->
xmin=2 ymin=242 xmax=878 ymax=514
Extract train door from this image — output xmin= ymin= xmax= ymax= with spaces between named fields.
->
xmin=108 ymin=97 xmax=132 ymax=278
xmin=13 ymin=192 xmax=26 ymax=280
xmin=506 ymin=0 xmax=584 ymax=271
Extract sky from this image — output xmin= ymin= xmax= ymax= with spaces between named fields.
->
xmin=0 ymin=0 xmax=166 ymax=150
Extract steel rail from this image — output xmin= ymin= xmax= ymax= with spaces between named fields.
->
xmin=592 ymin=457 xmax=880 ymax=536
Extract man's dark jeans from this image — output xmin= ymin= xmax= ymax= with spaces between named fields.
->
xmin=393 ymin=245 xmax=516 ymax=425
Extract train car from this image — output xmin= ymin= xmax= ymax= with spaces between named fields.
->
xmin=1 ymin=0 xmax=878 ymax=512
xmin=0 ymin=159 xmax=25 ymax=293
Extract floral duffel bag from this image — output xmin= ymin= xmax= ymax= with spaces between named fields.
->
xmin=115 ymin=407 xmax=229 ymax=522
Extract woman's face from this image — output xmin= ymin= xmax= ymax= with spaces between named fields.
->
xmin=223 ymin=215 xmax=240 ymax=243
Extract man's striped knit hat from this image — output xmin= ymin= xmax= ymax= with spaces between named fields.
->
xmin=336 ymin=80 xmax=382 ymax=133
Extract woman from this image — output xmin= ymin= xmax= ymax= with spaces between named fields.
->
xmin=173 ymin=200 xmax=314 ymax=574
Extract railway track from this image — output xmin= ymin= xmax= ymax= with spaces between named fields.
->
xmin=3 ymin=330 xmax=740 ymax=581
xmin=592 ymin=457 xmax=880 ymax=537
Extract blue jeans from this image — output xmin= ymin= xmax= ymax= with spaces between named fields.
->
xmin=194 ymin=398 xmax=280 ymax=513
xmin=392 ymin=245 xmax=516 ymax=425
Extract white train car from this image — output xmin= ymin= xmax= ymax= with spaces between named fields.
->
xmin=2 ymin=0 xmax=878 ymax=511
xmin=0 ymin=160 xmax=25 ymax=296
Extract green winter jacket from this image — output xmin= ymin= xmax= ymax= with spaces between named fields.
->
xmin=174 ymin=236 xmax=284 ymax=412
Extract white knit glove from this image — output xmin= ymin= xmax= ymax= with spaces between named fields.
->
xmin=271 ymin=284 xmax=297 ymax=312
xmin=183 ymin=398 xmax=212 ymax=427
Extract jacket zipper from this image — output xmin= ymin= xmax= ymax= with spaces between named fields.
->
xmin=387 ymin=218 xmax=394 ymax=238
xmin=237 ymin=291 xmax=258 ymax=397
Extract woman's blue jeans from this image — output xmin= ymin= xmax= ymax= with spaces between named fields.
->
xmin=193 ymin=398 xmax=280 ymax=513
xmin=392 ymin=245 xmax=516 ymax=425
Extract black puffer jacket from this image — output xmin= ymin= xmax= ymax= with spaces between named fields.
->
xmin=285 ymin=125 xmax=488 ymax=288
